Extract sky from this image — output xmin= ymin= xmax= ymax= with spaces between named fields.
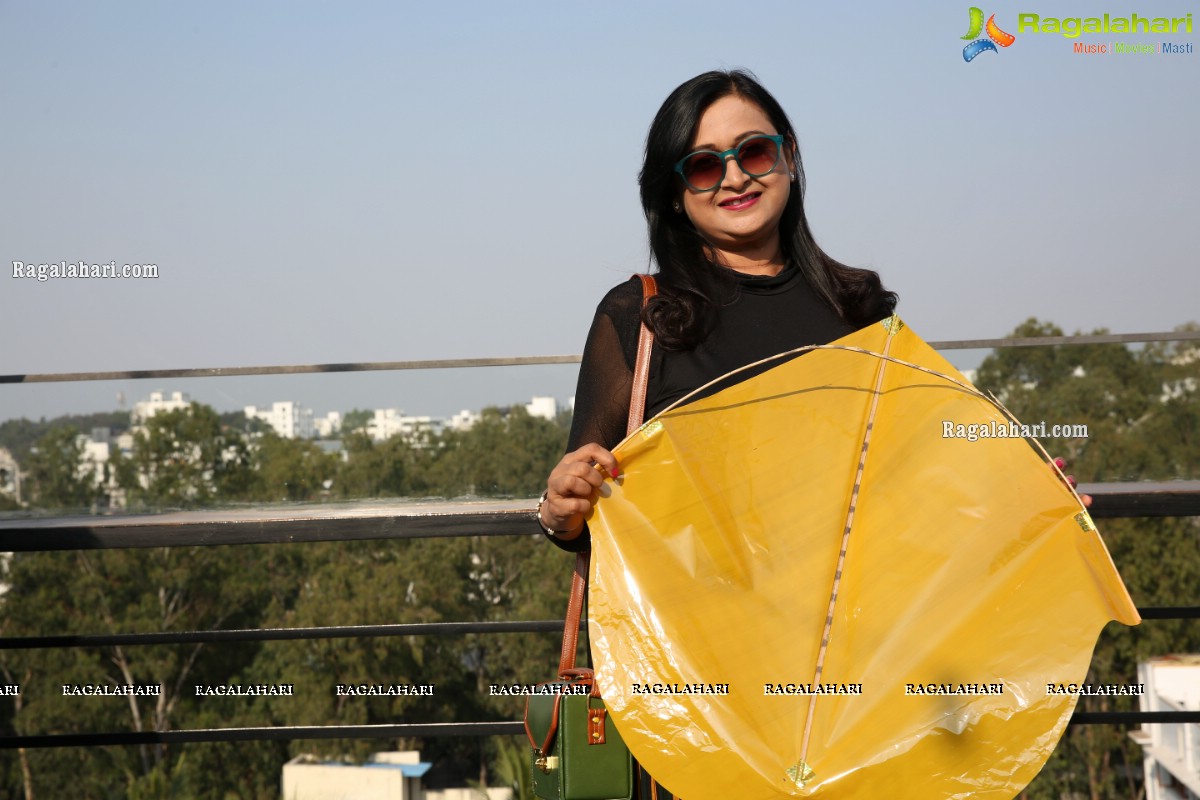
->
xmin=2 ymin=1 xmax=1197 ymax=424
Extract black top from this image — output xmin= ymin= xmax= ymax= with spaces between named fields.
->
xmin=552 ymin=264 xmax=871 ymax=552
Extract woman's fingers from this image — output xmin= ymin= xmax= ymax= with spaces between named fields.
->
xmin=565 ymin=443 xmax=619 ymax=479
xmin=1052 ymin=456 xmax=1092 ymax=507
xmin=541 ymin=444 xmax=620 ymax=532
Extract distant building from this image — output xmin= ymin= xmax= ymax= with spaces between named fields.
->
xmin=525 ymin=396 xmax=557 ymax=421
xmin=1130 ymin=655 xmax=1200 ymax=799
xmin=281 ymin=751 xmax=431 ymax=800
xmin=367 ymin=409 xmax=443 ymax=443
xmin=76 ymin=432 xmax=110 ymax=489
xmin=54 ymin=429 xmax=122 ymax=510
xmin=280 ymin=750 xmax=512 ymax=800
xmin=132 ymin=390 xmax=191 ymax=425
xmin=313 ymin=411 xmax=342 ymax=438
xmin=0 ymin=447 xmax=20 ymax=504
xmin=446 ymin=409 xmax=480 ymax=432
xmin=245 ymin=401 xmax=315 ymax=439
xmin=114 ymin=431 xmax=135 ymax=455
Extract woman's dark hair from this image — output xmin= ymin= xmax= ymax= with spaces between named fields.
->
xmin=638 ymin=69 xmax=897 ymax=349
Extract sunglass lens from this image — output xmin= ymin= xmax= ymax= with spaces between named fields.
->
xmin=682 ymin=153 xmax=724 ymax=190
xmin=737 ymin=138 xmax=779 ymax=176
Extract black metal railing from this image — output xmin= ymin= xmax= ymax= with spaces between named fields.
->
xmin=1 ymin=330 xmax=1198 ymax=751
xmin=1 ymin=483 xmax=1198 ymax=750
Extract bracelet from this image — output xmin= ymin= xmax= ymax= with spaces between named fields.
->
xmin=536 ymin=491 xmax=572 ymax=536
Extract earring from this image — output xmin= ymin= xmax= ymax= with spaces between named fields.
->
xmin=789 ymin=172 xmax=796 ymax=181
xmin=673 ymin=202 xmax=682 ymax=213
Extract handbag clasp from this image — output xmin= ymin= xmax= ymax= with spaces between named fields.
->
xmin=534 ymin=751 xmax=560 ymax=773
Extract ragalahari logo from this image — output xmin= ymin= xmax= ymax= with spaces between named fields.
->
xmin=962 ymin=7 xmax=1016 ymax=61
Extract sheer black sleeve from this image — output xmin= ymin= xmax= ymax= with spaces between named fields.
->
xmin=545 ymin=278 xmax=646 ymax=552
xmin=566 ymin=278 xmax=646 ymax=452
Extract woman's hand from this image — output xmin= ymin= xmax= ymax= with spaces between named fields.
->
xmin=539 ymin=443 xmax=620 ymax=540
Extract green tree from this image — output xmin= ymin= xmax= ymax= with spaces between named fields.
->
xmin=114 ymin=403 xmax=254 ymax=509
xmin=977 ymin=319 xmax=1200 ymax=800
xmin=471 ymin=736 xmax=533 ymax=800
xmin=4 ymin=535 xmax=314 ymax=798
xmin=0 ymin=538 xmax=306 ymax=798
xmin=427 ymin=407 xmax=566 ymax=497
xmin=251 ymin=431 xmax=338 ymax=502
xmin=334 ymin=431 xmax=420 ymax=499
xmin=0 ymin=411 xmax=130 ymax=466
xmin=220 ymin=409 xmax=271 ymax=436
xmin=25 ymin=425 xmax=101 ymax=512
xmin=341 ymin=409 xmax=373 ymax=434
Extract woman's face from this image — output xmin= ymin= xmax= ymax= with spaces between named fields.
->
xmin=678 ymin=94 xmax=793 ymax=274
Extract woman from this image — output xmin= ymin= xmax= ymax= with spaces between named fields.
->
xmin=538 ymin=69 xmax=896 ymax=548
xmin=533 ymin=69 xmax=897 ymax=799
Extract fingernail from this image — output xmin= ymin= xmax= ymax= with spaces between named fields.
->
xmin=610 ymin=465 xmax=620 ymax=479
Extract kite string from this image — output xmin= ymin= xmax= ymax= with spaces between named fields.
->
xmin=628 ymin=339 xmax=985 ymax=446
xmin=796 ymin=333 xmax=895 ymax=773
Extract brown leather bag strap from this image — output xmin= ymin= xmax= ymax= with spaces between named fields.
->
xmin=627 ymin=274 xmax=658 ymax=436
xmin=524 ymin=683 xmax=567 ymax=753
xmin=557 ymin=551 xmax=590 ymax=675
xmin=557 ymin=274 xmax=658 ymax=675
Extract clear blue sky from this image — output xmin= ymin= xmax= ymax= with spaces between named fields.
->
xmin=2 ymin=1 xmax=1197 ymax=423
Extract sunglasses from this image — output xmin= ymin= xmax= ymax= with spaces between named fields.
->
xmin=673 ymin=134 xmax=786 ymax=193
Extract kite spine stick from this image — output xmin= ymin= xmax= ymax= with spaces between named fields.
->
xmin=796 ymin=333 xmax=895 ymax=776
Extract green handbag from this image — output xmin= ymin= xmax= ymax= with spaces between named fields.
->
xmin=523 ymin=557 xmax=633 ymax=800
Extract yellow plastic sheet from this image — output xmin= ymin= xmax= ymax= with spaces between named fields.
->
xmin=587 ymin=317 xmax=1139 ymax=799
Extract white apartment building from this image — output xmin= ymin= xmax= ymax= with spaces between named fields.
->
xmin=280 ymin=751 xmax=510 ymax=800
xmin=76 ymin=430 xmax=111 ymax=489
xmin=244 ymin=401 xmax=315 ymax=439
xmin=1130 ymin=655 xmax=1200 ymax=800
xmin=132 ymin=390 xmax=191 ymax=425
xmin=313 ymin=411 xmax=342 ymax=438
xmin=367 ymin=409 xmax=443 ymax=443
xmin=282 ymin=751 xmax=431 ymax=800
xmin=525 ymin=395 xmax=558 ymax=421
xmin=446 ymin=409 xmax=480 ymax=431
xmin=0 ymin=447 xmax=20 ymax=503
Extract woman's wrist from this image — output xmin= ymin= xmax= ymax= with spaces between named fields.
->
xmin=536 ymin=491 xmax=582 ymax=539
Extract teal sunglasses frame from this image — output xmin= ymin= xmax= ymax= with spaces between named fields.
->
xmin=673 ymin=134 xmax=786 ymax=193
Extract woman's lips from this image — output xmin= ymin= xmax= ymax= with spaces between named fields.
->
xmin=718 ymin=192 xmax=761 ymax=210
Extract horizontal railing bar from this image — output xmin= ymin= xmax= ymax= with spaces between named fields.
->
xmin=0 ymin=502 xmax=537 ymax=551
xmin=0 ymin=722 xmax=525 ymax=750
xmin=2 ymin=608 xmax=1194 ymax=651
xmin=1070 ymin=711 xmax=1200 ymax=724
xmin=2 ymin=711 xmax=1196 ymax=750
xmin=1134 ymin=607 xmax=1200 ymax=620
xmin=0 ymin=619 xmax=581 ymax=649
xmin=1083 ymin=481 xmax=1200 ymax=519
xmin=1 ymin=484 xmax=1196 ymax=551
xmin=0 ymin=356 xmax=582 ymax=385
xmin=3 ymin=331 xmax=1197 ymax=385
xmin=931 ymin=330 xmax=1200 ymax=351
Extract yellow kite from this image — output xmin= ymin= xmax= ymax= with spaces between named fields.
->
xmin=586 ymin=317 xmax=1139 ymax=799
